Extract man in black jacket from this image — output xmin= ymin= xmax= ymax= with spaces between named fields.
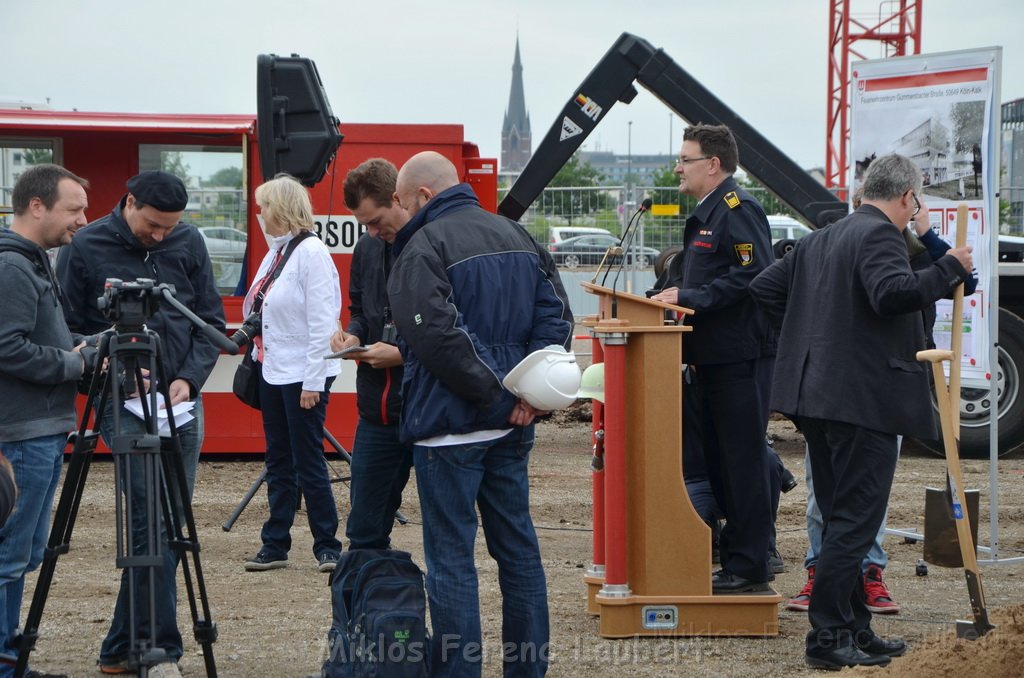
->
xmin=56 ymin=170 xmax=224 ymax=674
xmin=750 ymin=153 xmax=972 ymax=670
xmin=0 ymin=164 xmax=90 ymax=678
xmin=330 ymin=158 xmax=413 ymax=550
xmin=651 ymin=124 xmax=777 ymax=594
xmin=388 ymin=151 xmax=572 ymax=678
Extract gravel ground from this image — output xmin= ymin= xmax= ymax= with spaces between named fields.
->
xmin=15 ymin=414 xmax=1024 ymax=677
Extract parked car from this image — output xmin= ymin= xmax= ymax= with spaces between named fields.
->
xmin=767 ymin=215 xmax=812 ymax=244
xmin=199 ymin=226 xmax=247 ymax=258
xmin=549 ymin=226 xmax=614 ymax=244
xmin=549 ymin=234 xmax=660 ymax=269
xmin=199 ymin=226 xmax=246 ymax=294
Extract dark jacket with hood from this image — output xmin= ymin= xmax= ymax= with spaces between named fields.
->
xmin=387 ymin=184 xmax=573 ymax=443
xmin=56 ymin=197 xmax=225 ymax=396
xmin=0 ymin=229 xmax=84 ymax=442
xmin=346 ymin=234 xmax=402 ymax=425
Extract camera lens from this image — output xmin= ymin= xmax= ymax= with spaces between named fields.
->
xmin=230 ymin=312 xmax=262 ymax=348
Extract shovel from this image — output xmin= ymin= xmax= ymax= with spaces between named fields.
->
xmin=918 ymin=348 xmax=993 ymax=639
xmin=924 ymin=203 xmax=980 ymax=567
xmin=916 ymin=203 xmax=993 ymax=639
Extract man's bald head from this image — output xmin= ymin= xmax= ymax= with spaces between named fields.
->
xmin=395 ymin=151 xmax=460 ymax=218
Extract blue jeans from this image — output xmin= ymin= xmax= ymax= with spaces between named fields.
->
xmin=802 ymin=436 xmax=902 ymax=572
xmin=0 ymin=434 xmax=66 ymax=677
xmin=414 ymin=427 xmax=549 ymax=678
xmin=259 ymin=378 xmax=341 ymax=559
xmin=98 ymin=397 xmax=203 ymax=665
xmin=346 ymin=419 xmax=413 ymax=550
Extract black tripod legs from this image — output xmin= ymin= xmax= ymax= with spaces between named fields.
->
xmin=222 ymin=426 xmax=408 ymax=533
xmin=221 ymin=467 xmax=268 ymax=532
xmin=13 ymin=431 xmax=99 ymax=678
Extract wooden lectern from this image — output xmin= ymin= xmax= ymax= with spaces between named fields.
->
xmin=579 ymin=281 xmax=781 ymax=638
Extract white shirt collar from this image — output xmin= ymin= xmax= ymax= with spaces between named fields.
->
xmin=270 ymin=232 xmax=296 ymax=251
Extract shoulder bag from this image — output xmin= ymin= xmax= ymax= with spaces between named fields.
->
xmin=232 ymin=232 xmax=315 ymax=409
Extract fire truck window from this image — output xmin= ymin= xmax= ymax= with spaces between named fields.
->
xmin=0 ymin=140 xmax=57 ymax=230
xmin=139 ymin=144 xmax=247 ymax=296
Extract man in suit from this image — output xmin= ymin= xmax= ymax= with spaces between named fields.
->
xmin=749 ymin=153 xmax=972 ymax=669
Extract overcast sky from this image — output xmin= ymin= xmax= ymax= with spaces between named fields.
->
xmin=3 ymin=0 xmax=1021 ymax=170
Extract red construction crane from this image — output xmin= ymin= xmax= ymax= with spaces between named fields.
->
xmin=826 ymin=0 xmax=922 ymax=199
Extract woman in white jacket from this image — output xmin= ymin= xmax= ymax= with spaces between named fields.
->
xmin=242 ymin=175 xmax=343 ymax=573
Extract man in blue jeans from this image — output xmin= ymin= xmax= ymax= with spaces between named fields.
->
xmin=388 ymin=152 xmax=572 ymax=677
xmin=58 ymin=171 xmax=224 ymax=674
xmin=330 ymin=158 xmax=413 ymax=550
xmin=786 ymin=445 xmax=900 ymax=613
xmin=0 ymin=164 xmax=91 ymax=678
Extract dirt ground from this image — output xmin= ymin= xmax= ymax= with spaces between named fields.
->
xmin=18 ymin=413 xmax=1024 ymax=677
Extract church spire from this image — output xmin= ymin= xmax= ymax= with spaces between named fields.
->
xmin=501 ymin=35 xmax=532 ymax=173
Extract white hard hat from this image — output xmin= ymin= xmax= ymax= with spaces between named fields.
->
xmin=503 ymin=345 xmax=582 ymax=411
xmin=577 ymin=363 xmax=604 ymax=402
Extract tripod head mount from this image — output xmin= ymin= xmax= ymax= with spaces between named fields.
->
xmin=99 ymin=278 xmax=168 ymax=332
xmin=98 ymin=278 xmax=239 ymax=354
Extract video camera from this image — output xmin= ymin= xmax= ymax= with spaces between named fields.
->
xmin=97 ymin=278 xmax=171 ymax=330
xmin=93 ymin=277 xmax=239 ymax=360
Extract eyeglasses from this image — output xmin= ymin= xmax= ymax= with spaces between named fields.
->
xmin=911 ymin=191 xmax=921 ymax=216
xmin=675 ymin=156 xmax=711 ymax=166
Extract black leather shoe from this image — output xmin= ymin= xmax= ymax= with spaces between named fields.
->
xmin=711 ymin=569 xmax=770 ymax=594
xmin=805 ymin=645 xmax=891 ymax=670
xmin=856 ymin=634 xmax=906 ymax=657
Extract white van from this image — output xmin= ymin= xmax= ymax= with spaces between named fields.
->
xmin=767 ymin=215 xmax=812 ymax=244
xmin=549 ymin=226 xmax=615 ymax=244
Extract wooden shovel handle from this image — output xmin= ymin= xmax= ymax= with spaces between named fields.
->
xmin=917 ymin=349 xmax=954 ymax=364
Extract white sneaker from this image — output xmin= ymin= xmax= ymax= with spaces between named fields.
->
xmin=148 ymin=662 xmax=182 ymax=678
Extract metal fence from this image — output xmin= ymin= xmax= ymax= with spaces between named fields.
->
xmin=498 ymin=184 xmax=798 ymax=257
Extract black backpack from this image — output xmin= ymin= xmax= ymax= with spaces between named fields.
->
xmin=321 ymin=549 xmax=430 ymax=677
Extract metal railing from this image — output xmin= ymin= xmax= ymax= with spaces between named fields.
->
xmin=498 ymin=184 xmax=800 ymax=255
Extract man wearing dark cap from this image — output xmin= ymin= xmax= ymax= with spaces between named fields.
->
xmin=57 ymin=170 xmax=225 ymax=674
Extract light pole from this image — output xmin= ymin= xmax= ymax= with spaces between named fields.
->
xmin=624 ymin=120 xmax=633 ymax=236
xmin=627 ymin=120 xmax=633 ymax=206
xmin=626 ymin=121 xmax=634 ymax=288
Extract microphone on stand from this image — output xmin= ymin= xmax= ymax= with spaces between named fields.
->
xmin=610 ymin=197 xmax=653 ymax=317
xmin=595 ymin=198 xmax=653 ymax=286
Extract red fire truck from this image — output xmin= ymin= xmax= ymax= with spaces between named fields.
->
xmin=0 ymin=56 xmax=497 ymax=453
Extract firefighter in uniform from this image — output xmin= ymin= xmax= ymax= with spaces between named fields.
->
xmin=652 ymin=123 xmax=776 ymax=593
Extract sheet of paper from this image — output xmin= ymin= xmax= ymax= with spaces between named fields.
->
xmin=122 ymin=396 xmax=196 ymax=433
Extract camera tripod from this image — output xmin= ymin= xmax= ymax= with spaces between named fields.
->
xmin=15 ymin=281 xmax=231 ymax=678
xmin=221 ymin=428 xmax=409 ymax=532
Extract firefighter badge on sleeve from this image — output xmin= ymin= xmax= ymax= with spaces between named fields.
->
xmin=734 ymin=243 xmax=754 ymax=266
xmin=724 ymin=191 xmax=741 ymax=209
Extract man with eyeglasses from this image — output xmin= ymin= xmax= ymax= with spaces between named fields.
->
xmin=749 ymin=153 xmax=972 ymax=669
xmin=651 ymin=123 xmax=777 ymax=595
xmin=786 ymin=185 xmax=977 ymax=618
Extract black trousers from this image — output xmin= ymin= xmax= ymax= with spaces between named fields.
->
xmin=682 ymin=371 xmax=782 ymax=548
xmin=800 ymin=417 xmax=898 ymax=653
xmin=695 ymin=356 xmax=774 ymax=582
